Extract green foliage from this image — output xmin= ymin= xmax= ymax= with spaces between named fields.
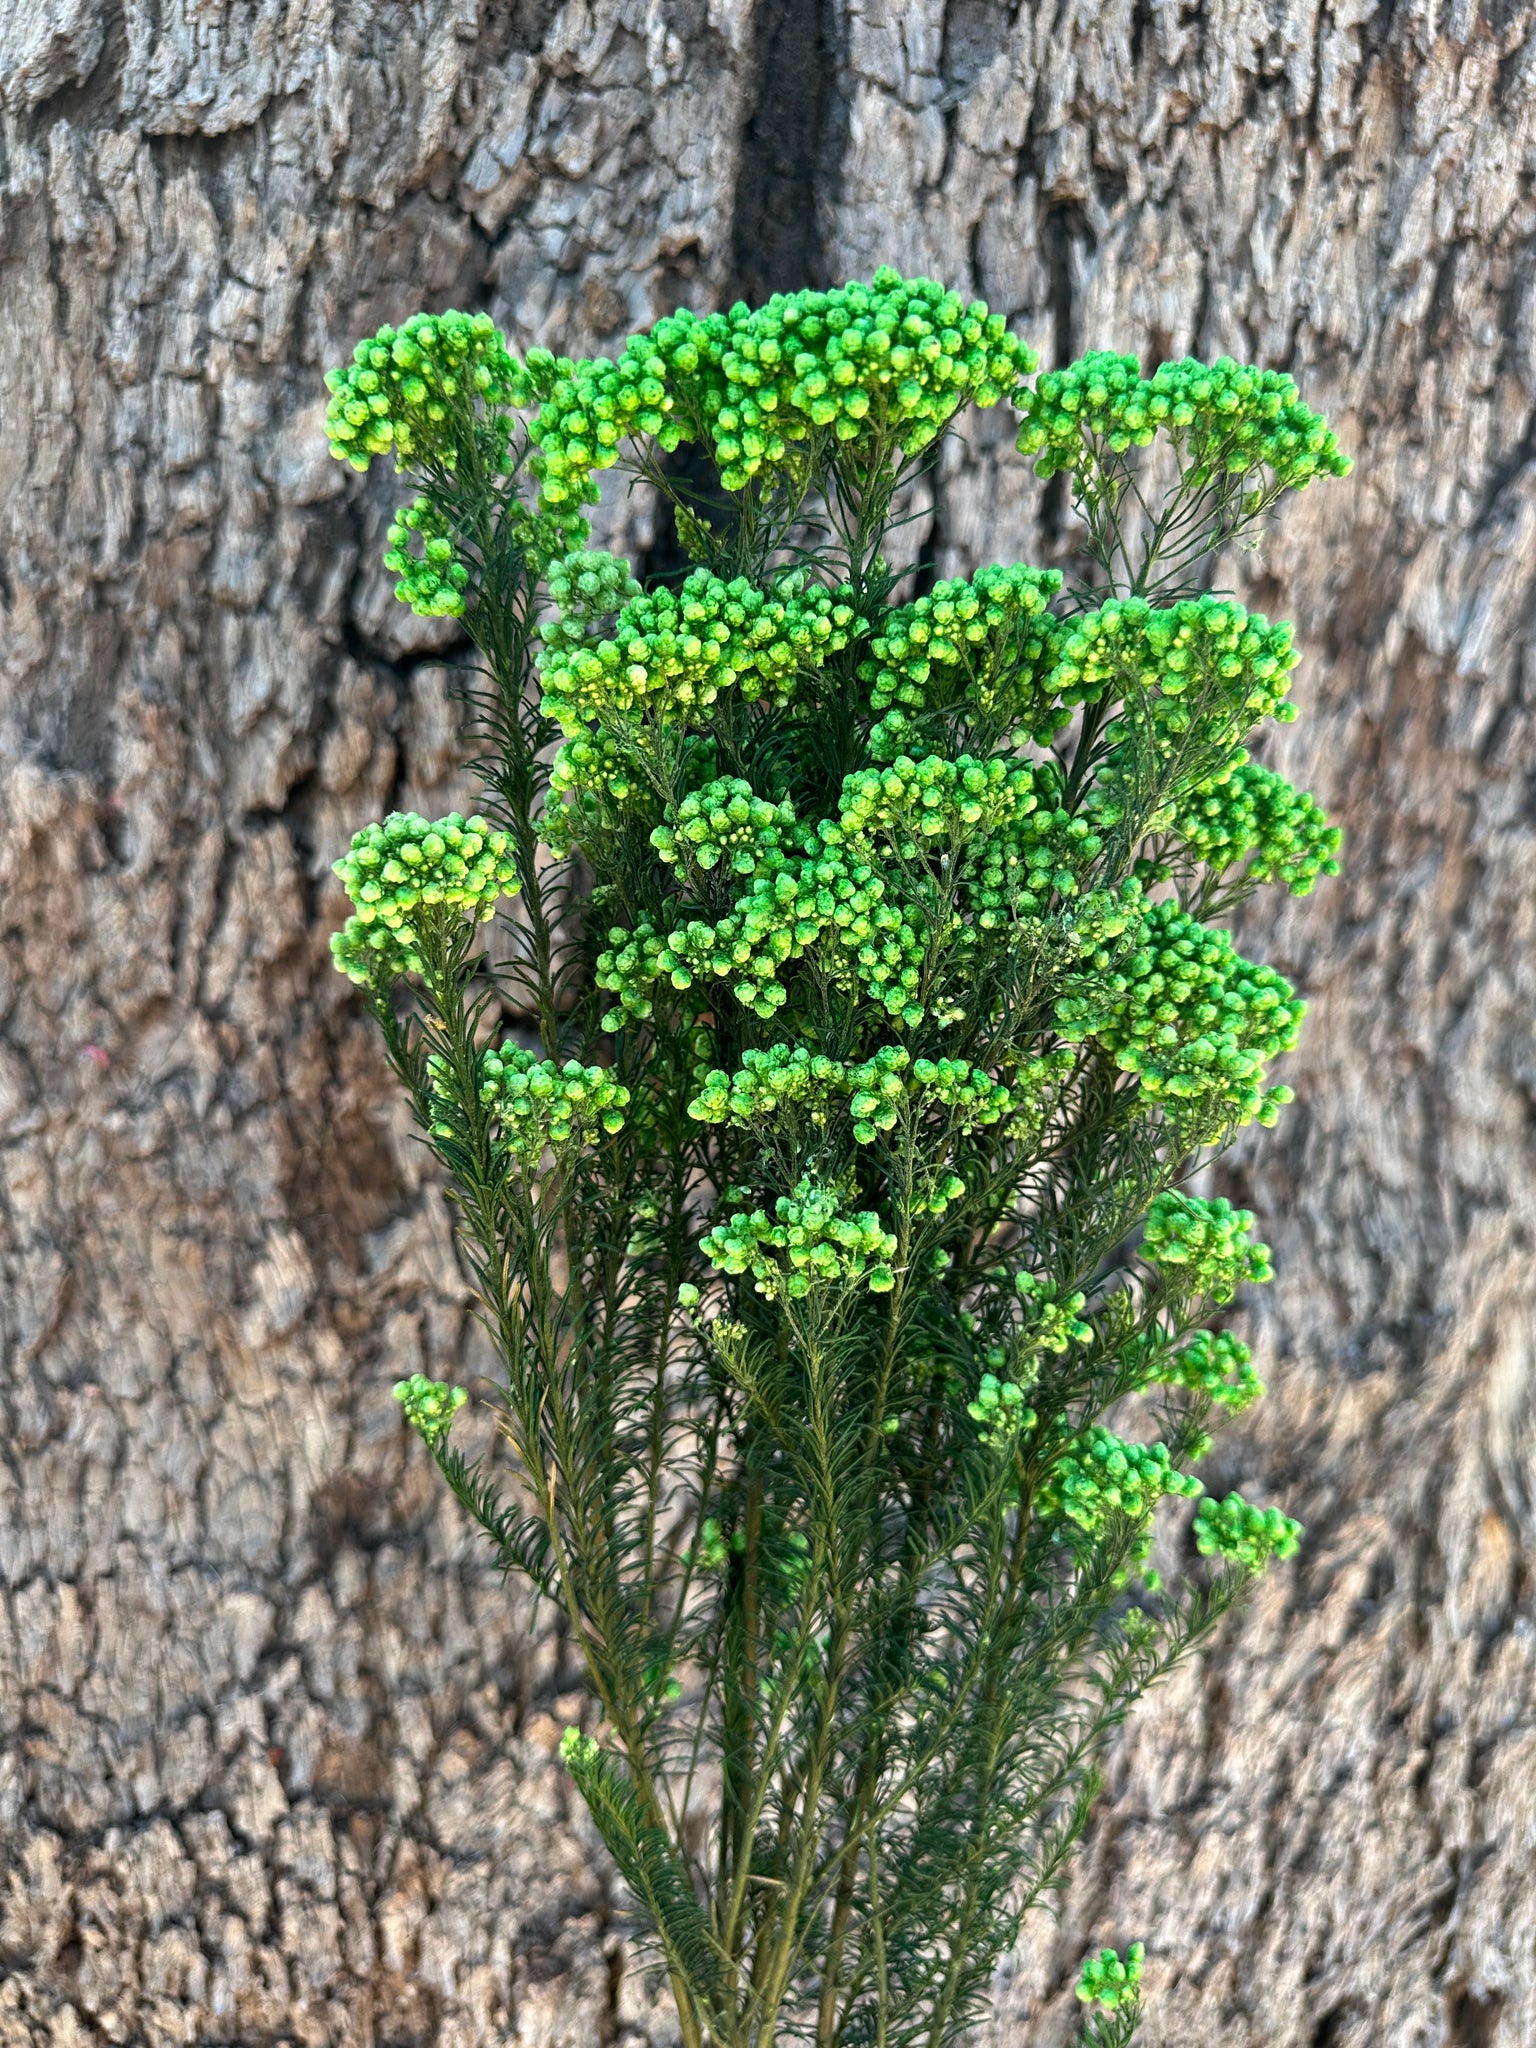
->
xmin=320 ymin=272 xmax=1345 ymax=2048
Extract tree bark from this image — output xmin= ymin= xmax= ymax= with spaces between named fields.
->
xmin=1 ymin=5 xmax=1532 ymax=2046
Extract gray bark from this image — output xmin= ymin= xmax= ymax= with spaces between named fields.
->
xmin=2 ymin=3 xmax=1533 ymax=2045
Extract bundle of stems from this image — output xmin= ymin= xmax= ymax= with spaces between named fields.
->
xmin=322 ymin=276 xmax=1348 ymax=2047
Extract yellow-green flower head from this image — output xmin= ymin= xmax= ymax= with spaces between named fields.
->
xmin=1041 ymin=1426 xmax=1201 ymax=1537
xmin=1017 ymin=348 xmax=1350 ymax=490
xmin=540 ymin=549 xmax=644 ymax=651
xmin=392 ymin=1374 xmax=467 ymax=1449
xmin=700 ymin=1175 xmax=897 ymax=1299
xmin=333 ymin=810 xmax=521 ymax=950
xmin=324 ymin=309 xmax=531 ymax=472
xmin=384 ymin=496 xmax=471 ymax=616
xmin=650 ymin=777 xmax=799 ymax=878
xmin=1171 ymin=759 xmax=1342 ymax=895
xmin=967 ymin=1373 xmax=1036 ymax=1448
xmin=476 ymin=1043 xmax=630 ymax=1165
xmin=1076 ymin=1944 xmax=1145 ymax=2011
xmin=1047 ymin=595 xmax=1301 ymax=734
xmin=1014 ymin=1271 xmax=1093 ymax=1353
xmin=542 ymin=727 xmax=649 ymax=855
xmin=1194 ymin=1490 xmax=1302 ymax=1568
xmin=1055 ymin=896 xmax=1303 ymax=1126
xmin=597 ymin=750 xmax=1109 ymax=1031
xmin=686 ymin=1042 xmax=1020 ymax=1144
xmin=1158 ymin=1329 xmax=1263 ymax=1412
xmin=861 ymin=563 xmax=1064 ymax=732
xmin=528 ymin=270 xmax=1037 ymax=507
xmin=527 ymin=336 xmax=679 ymax=506
xmin=1141 ymin=1192 xmax=1272 ymax=1303
xmin=538 ymin=567 xmax=856 ymax=732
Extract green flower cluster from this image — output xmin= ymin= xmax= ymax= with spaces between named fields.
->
xmin=526 ymin=274 xmax=1035 ymax=508
xmin=1194 ymin=1491 xmax=1303 ymax=1569
xmin=687 ymin=1043 xmax=1020 ymax=1144
xmin=1017 ymin=349 xmax=1349 ymax=491
xmin=477 ymin=1043 xmax=630 ymax=1164
xmin=543 ymin=728 xmax=647 ymax=854
xmin=597 ymin=751 xmax=1109 ymax=1030
xmin=393 ymin=1374 xmax=467 ymax=1449
xmin=527 ymin=337 xmax=678 ymax=506
xmin=1056 ymin=895 xmax=1304 ymax=1126
xmin=1172 ymin=759 xmax=1342 ymax=895
xmin=331 ymin=812 xmax=521 ymax=985
xmin=700 ymin=1177 xmax=898 ymax=1299
xmin=540 ymin=549 xmax=643 ymax=650
xmin=836 ymin=751 xmax=1035 ymax=853
xmin=650 ymin=778 xmax=799 ymax=878
xmin=1014 ymin=1271 xmax=1093 ymax=1353
xmin=1159 ymin=1329 xmax=1263 ymax=1412
xmin=1142 ymin=1193 xmax=1272 ymax=1303
xmin=1042 ymin=1426 xmax=1201 ymax=1538
xmin=860 ymin=564 xmax=1063 ymax=725
xmin=967 ymin=1373 xmax=1037 ymax=1449
xmin=687 ymin=1042 xmax=849 ymax=1125
xmin=384 ymin=495 xmax=470 ymax=616
xmin=1076 ymin=1944 xmax=1145 ymax=2010
xmin=1048 ymin=596 xmax=1301 ymax=738
xmin=960 ymin=771 xmax=1104 ymax=929
xmin=596 ymin=827 xmax=877 ymax=1025
xmin=539 ymin=568 xmax=856 ymax=733
xmin=325 ymin=310 xmax=528 ymax=472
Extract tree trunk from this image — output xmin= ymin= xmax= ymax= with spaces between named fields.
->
xmin=2 ymin=5 xmax=1532 ymax=2046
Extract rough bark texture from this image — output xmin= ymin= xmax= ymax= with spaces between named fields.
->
xmin=2 ymin=3 xmax=1534 ymax=2045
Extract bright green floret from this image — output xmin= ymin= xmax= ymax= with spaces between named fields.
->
xmin=330 ymin=811 xmax=521 ymax=983
xmin=686 ymin=1043 xmax=1022 ymax=1143
xmin=968 ymin=1373 xmax=1036 ymax=1449
xmin=1171 ymin=758 xmax=1342 ymax=895
xmin=540 ymin=548 xmax=645 ymax=650
xmin=1048 ymin=595 xmax=1301 ymax=737
xmin=475 ymin=1043 xmax=631 ymax=1163
xmin=1156 ymin=1328 xmax=1264 ymax=1411
xmin=1142 ymin=1193 xmax=1272 ymax=1303
xmin=1014 ymin=1271 xmax=1093 ymax=1354
xmin=384 ymin=495 xmax=472 ymax=616
xmin=700 ymin=1177 xmax=898 ymax=1299
xmin=651 ymin=778 xmax=799 ymax=878
xmin=393 ymin=1374 xmax=467 ymax=1449
xmin=1056 ymin=895 xmax=1304 ymax=1127
xmin=325 ymin=309 xmax=530 ymax=472
xmin=539 ymin=568 xmax=856 ymax=731
xmin=1076 ymin=1943 xmax=1145 ymax=2010
xmin=334 ymin=810 xmax=519 ymax=930
xmin=1017 ymin=349 xmax=1350 ymax=490
xmin=860 ymin=563 xmax=1064 ymax=731
xmin=1042 ymin=1428 xmax=1201 ymax=1538
xmin=529 ymin=269 xmax=1037 ymax=508
xmin=1195 ymin=1491 xmax=1303 ymax=1568
xmin=596 ymin=750 xmax=1108 ymax=1030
